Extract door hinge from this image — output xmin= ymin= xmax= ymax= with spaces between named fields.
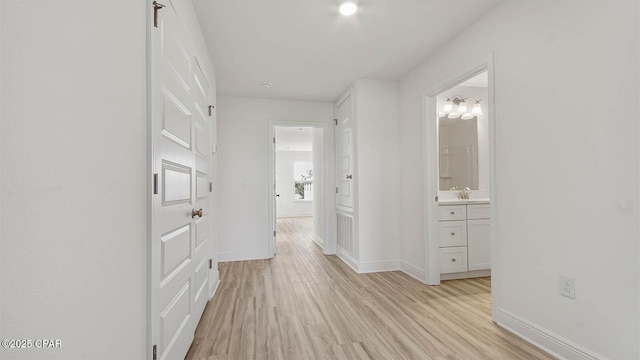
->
xmin=152 ymin=344 xmax=157 ymax=360
xmin=209 ymin=259 xmax=213 ymax=269
xmin=208 ymin=105 xmax=215 ymax=117
xmin=209 ymin=182 xmax=213 ymax=192
xmin=273 ymin=230 xmax=276 ymax=237
xmin=334 ymin=118 xmax=338 ymax=125
xmin=152 ymin=1 xmax=165 ymax=28
xmin=435 ymin=195 xmax=439 ymax=202
xmin=273 ymin=137 xmax=276 ymax=144
xmin=153 ymin=173 xmax=159 ymax=195
xmin=336 ymin=187 xmax=339 ymax=194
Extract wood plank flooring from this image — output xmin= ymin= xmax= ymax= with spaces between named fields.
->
xmin=185 ymin=217 xmax=555 ymax=360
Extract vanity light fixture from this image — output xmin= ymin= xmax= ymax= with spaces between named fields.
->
xmin=448 ymin=111 xmax=461 ymax=119
xmin=441 ymin=96 xmax=482 ymax=120
xmin=457 ymin=100 xmax=468 ymax=113
xmin=443 ymin=99 xmax=453 ymax=113
xmin=339 ymin=1 xmax=358 ymax=16
xmin=471 ymin=101 xmax=483 ymax=116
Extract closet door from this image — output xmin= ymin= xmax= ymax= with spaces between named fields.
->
xmin=150 ymin=2 xmax=211 ymax=359
xmin=336 ymin=96 xmax=354 ymax=209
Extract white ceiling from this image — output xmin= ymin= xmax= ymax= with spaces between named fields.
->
xmin=275 ymin=126 xmax=313 ymax=151
xmin=193 ymin=0 xmax=501 ymax=102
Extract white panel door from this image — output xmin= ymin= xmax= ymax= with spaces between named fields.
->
xmin=336 ymin=96 xmax=354 ymax=209
xmin=151 ymin=2 xmax=209 ymax=359
xmin=192 ymin=59 xmax=212 ymax=320
xmin=467 ymin=219 xmax=491 ymax=271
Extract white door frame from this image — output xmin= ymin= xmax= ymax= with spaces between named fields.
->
xmin=422 ymin=54 xmax=498 ymax=318
xmin=268 ymin=120 xmax=336 ymax=256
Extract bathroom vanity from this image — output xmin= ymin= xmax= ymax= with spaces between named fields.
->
xmin=438 ymin=201 xmax=491 ymax=279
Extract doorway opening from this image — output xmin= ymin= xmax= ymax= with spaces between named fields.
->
xmin=268 ymin=122 xmax=334 ymax=258
xmin=423 ymin=59 xmax=497 ymax=319
xmin=275 ymin=126 xmax=320 ymax=251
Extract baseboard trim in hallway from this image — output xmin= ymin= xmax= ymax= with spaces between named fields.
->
xmin=496 ymin=308 xmax=604 ymax=360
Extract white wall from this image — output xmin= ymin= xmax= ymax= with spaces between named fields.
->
xmin=1 ymin=1 xmax=146 ymax=359
xmin=217 ymin=96 xmax=333 ymax=261
xmin=353 ymin=79 xmax=401 ymax=267
xmin=0 ymin=1 xmax=216 ymax=359
xmin=276 ymin=151 xmax=313 ymax=217
xmin=400 ymin=2 xmax=639 ymax=359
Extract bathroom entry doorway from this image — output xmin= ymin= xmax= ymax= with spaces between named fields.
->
xmin=269 ymin=124 xmax=331 ymax=257
xmin=423 ymin=60 xmax=497 ymax=318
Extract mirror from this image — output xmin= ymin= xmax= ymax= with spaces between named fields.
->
xmin=437 ymin=71 xmax=489 ymax=192
xmin=439 ymin=117 xmax=478 ymax=190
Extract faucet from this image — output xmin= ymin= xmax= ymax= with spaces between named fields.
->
xmin=458 ymin=187 xmax=470 ymax=200
xmin=451 ymin=186 xmax=470 ymax=200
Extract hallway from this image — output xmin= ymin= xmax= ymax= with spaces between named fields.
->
xmin=185 ymin=217 xmax=554 ymax=359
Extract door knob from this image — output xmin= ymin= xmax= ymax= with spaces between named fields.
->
xmin=346 ymin=174 xmax=353 ymax=179
xmin=191 ymin=208 xmax=203 ymax=218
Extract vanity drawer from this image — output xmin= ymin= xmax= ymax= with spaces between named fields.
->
xmin=467 ymin=204 xmax=490 ymax=219
xmin=439 ymin=247 xmax=468 ymax=274
xmin=438 ymin=205 xmax=466 ymax=221
xmin=438 ymin=221 xmax=467 ymax=247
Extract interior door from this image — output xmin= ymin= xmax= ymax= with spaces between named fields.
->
xmin=192 ymin=58 xmax=212 ymax=320
xmin=151 ymin=2 xmax=208 ymax=359
xmin=336 ymin=96 xmax=354 ymax=209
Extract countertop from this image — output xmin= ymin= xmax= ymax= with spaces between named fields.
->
xmin=438 ymin=199 xmax=490 ymax=205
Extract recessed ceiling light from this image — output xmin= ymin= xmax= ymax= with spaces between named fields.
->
xmin=339 ymin=1 xmax=358 ymax=16
xmin=261 ymin=82 xmax=272 ymax=89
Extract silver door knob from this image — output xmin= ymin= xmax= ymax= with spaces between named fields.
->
xmin=191 ymin=208 xmax=203 ymax=218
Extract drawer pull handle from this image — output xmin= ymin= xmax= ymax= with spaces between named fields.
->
xmin=450 ymin=232 xmax=455 ymax=236
xmin=450 ymin=211 xmax=455 ymax=215
xmin=451 ymin=258 xmax=456 ymax=262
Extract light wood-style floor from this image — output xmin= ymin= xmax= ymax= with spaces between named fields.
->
xmin=185 ymin=217 xmax=555 ymax=360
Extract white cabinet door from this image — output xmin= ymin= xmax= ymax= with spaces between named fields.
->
xmin=336 ymin=96 xmax=354 ymax=209
xmin=467 ymin=218 xmax=491 ymax=271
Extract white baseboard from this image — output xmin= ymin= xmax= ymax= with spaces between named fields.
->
xmin=335 ymin=248 xmax=401 ymax=274
xmin=358 ymin=260 xmax=401 ymax=273
xmin=336 ymin=247 xmax=359 ymax=273
xmin=496 ymin=308 xmax=606 ymax=360
xmin=208 ymin=279 xmax=220 ymax=301
xmin=218 ymin=251 xmax=271 ymax=262
xmin=400 ymin=262 xmax=426 ymax=283
xmin=440 ymin=269 xmax=490 ymax=281
xmin=311 ymin=234 xmax=323 ymax=249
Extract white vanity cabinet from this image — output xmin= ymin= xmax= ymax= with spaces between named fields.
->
xmin=438 ymin=203 xmax=491 ymax=277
